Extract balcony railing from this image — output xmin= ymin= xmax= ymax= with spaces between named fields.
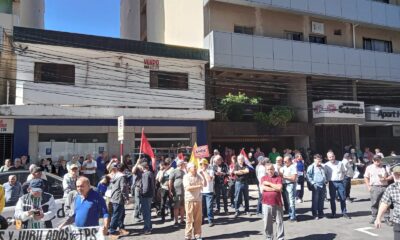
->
xmin=213 ymin=0 xmax=400 ymax=30
xmin=205 ymin=31 xmax=400 ymax=82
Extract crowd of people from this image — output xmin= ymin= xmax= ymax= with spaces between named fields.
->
xmin=0 ymin=145 xmax=398 ymax=240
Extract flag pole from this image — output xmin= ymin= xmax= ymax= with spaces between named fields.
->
xmin=138 ymin=127 xmax=144 ymax=163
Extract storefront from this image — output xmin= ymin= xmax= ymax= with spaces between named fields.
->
xmin=361 ymin=106 xmax=400 ymax=154
xmin=13 ymin=119 xmax=207 ymax=164
xmin=312 ymin=99 xmax=365 ymax=157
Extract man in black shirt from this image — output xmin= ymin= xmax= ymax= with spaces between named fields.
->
xmin=233 ymin=155 xmax=250 ymax=217
xmin=213 ymin=156 xmax=229 ymax=215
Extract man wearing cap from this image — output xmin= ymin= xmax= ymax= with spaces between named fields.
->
xmin=375 ymin=165 xmax=400 ymax=239
xmin=183 ymin=162 xmax=206 ymax=240
xmin=23 ymin=166 xmax=49 ymax=194
xmin=365 ymin=155 xmax=392 ymax=224
xmin=169 ymin=160 xmax=186 ymax=226
xmin=14 ymin=179 xmax=56 ymax=229
xmin=199 ymin=158 xmax=215 ymax=226
xmin=63 ymin=164 xmax=79 ymax=198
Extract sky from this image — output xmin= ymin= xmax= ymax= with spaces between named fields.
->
xmin=45 ymin=0 xmax=120 ymax=38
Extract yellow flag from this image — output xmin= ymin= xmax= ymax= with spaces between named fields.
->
xmin=189 ymin=142 xmax=199 ymax=168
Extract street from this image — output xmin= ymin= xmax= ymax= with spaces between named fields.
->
xmin=121 ymin=184 xmax=393 ymax=240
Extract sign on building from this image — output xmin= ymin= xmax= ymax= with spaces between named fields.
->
xmin=366 ymin=106 xmax=400 ymax=122
xmin=312 ymin=100 xmax=365 ymax=119
xmin=118 ymin=116 xmax=124 ymax=141
xmin=0 ymin=119 xmax=14 ymax=133
xmin=144 ymin=59 xmax=159 ymax=70
xmin=311 ymin=21 xmax=324 ymax=35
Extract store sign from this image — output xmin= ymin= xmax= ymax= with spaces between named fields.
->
xmin=144 ymin=59 xmax=159 ymax=70
xmin=312 ymin=100 xmax=365 ymax=119
xmin=0 ymin=119 xmax=14 ymax=133
xmin=311 ymin=21 xmax=324 ymax=34
xmin=366 ymin=106 xmax=400 ymax=122
xmin=118 ymin=116 xmax=124 ymax=141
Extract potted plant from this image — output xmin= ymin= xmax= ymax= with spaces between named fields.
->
xmin=218 ymin=92 xmax=261 ymax=121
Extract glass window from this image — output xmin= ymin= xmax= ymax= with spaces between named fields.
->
xmin=309 ymin=35 xmax=327 ymax=44
xmin=150 ymin=71 xmax=189 ymax=90
xmin=373 ymin=0 xmax=389 ymax=3
xmin=234 ymin=25 xmax=254 ymax=35
xmin=363 ymin=38 xmax=393 ymax=53
xmin=286 ymin=32 xmax=304 ymax=41
xmin=0 ymin=0 xmax=12 ymax=14
xmin=34 ymin=63 xmax=75 ymax=85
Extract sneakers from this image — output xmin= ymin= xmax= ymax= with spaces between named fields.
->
xmin=342 ymin=213 xmax=351 ymax=219
xmin=296 ymin=199 xmax=303 ymax=203
xmin=174 ymin=222 xmax=180 ymax=228
xmin=119 ymin=229 xmax=129 ymax=236
xmin=209 ymin=222 xmax=215 ymax=227
xmin=234 ymin=212 xmax=239 ymax=218
xmin=144 ymin=230 xmax=152 ymax=235
xmin=245 ymin=212 xmax=250 ymax=216
xmin=370 ymin=219 xmax=376 ymax=224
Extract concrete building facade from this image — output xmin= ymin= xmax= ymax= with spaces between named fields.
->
xmin=121 ymin=0 xmax=400 ymax=156
xmin=0 ymin=27 xmax=213 ymax=164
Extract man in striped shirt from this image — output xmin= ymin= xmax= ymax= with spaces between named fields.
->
xmin=14 ymin=179 xmax=56 ymax=229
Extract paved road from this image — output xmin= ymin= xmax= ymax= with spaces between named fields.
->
xmin=121 ymin=184 xmax=393 ymax=240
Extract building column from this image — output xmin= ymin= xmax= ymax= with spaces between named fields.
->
xmin=352 ymin=80 xmax=361 ymax=148
xmin=288 ymin=77 xmax=310 ymax=149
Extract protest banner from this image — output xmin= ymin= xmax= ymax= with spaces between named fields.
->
xmin=0 ymin=226 xmax=105 ymax=240
xmin=194 ymin=145 xmax=210 ymax=158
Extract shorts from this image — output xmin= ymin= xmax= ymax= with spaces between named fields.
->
xmin=173 ymin=195 xmax=185 ymax=208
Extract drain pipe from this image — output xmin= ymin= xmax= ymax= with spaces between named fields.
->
xmin=352 ymin=23 xmax=359 ymax=48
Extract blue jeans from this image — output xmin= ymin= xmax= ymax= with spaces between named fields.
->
xmin=296 ymin=175 xmax=305 ymax=200
xmin=257 ymin=189 xmax=262 ymax=214
xmin=202 ymin=193 xmax=214 ymax=223
xmin=328 ymin=181 xmax=347 ymax=215
xmin=214 ymin=184 xmax=228 ymax=212
xmin=141 ymin=197 xmax=153 ymax=231
xmin=284 ymin=183 xmax=296 ymax=220
xmin=109 ymin=203 xmax=124 ymax=234
xmin=311 ymin=185 xmax=325 ymax=217
xmin=234 ymin=181 xmax=249 ymax=213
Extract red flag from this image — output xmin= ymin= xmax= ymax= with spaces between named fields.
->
xmin=140 ymin=128 xmax=156 ymax=171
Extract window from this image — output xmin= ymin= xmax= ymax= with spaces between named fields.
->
xmin=34 ymin=63 xmax=75 ymax=85
xmin=363 ymin=38 xmax=393 ymax=53
xmin=234 ymin=25 xmax=254 ymax=35
xmin=373 ymin=0 xmax=389 ymax=3
xmin=286 ymin=31 xmax=303 ymax=41
xmin=0 ymin=0 xmax=12 ymax=14
xmin=309 ymin=35 xmax=327 ymax=44
xmin=150 ymin=71 xmax=188 ymax=90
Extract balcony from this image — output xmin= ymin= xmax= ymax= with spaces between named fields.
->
xmin=213 ymin=0 xmax=400 ymax=30
xmin=204 ymin=31 xmax=400 ymax=82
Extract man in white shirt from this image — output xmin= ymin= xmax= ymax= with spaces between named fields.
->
xmin=280 ymin=155 xmax=297 ymax=222
xmin=199 ymin=158 xmax=215 ymax=227
xmin=81 ymin=154 xmax=97 ymax=186
xmin=342 ymin=153 xmax=355 ymax=202
xmin=325 ymin=151 xmax=350 ymax=219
